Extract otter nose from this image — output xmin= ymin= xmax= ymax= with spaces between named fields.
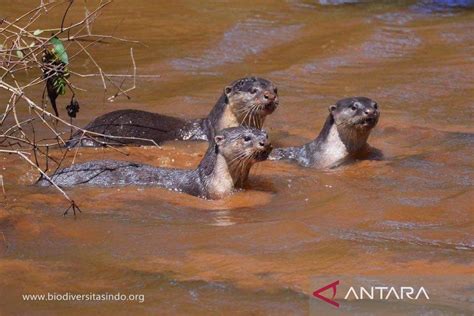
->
xmin=263 ymin=91 xmax=276 ymax=101
xmin=364 ymin=108 xmax=375 ymax=116
xmin=258 ymin=140 xmax=272 ymax=151
xmin=258 ymin=135 xmax=270 ymax=148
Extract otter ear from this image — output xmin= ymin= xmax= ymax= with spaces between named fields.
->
xmin=328 ymin=104 xmax=337 ymax=113
xmin=224 ymin=86 xmax=232 ymax=96
xmin=214 ymin=135 xmax=225 ymax=154
xmin=214 ymin=135 xmax=225 ymax=146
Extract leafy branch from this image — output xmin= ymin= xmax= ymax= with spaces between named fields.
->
xmin=0 ymin=0 xmax=159 ymax=214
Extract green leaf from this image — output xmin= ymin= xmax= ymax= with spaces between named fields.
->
xmin=33 ymin=29 xmax=44 ymax=36
xmin=16 ymin=50 xmax=24 ymax=59
xmin=53 ymin=77 xmax=67 ymax=95
xmin=50 ymin=37 xmax=68 ymax=64
xmin=58 ymin=85 xmax=65 ymax=95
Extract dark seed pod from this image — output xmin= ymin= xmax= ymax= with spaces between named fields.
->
xmin=66 ymin=99 xmax=80 ymax=118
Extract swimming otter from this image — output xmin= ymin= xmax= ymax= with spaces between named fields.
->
xmin=39 ymin=127 xmax=272 ymax=199
xmin=67 ymin=77 xmax=278 ymax=147
xmin=270 ymin=97 xmax=380 ymax=168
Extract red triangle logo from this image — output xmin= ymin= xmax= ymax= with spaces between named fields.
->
xmin=312 ymin=280 xmax=340 ymax=308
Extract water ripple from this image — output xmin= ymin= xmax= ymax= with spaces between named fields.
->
xmin=170 ymin=19 xmax=302 ymax=72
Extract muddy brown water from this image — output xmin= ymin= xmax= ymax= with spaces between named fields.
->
xmin=1 ymin=0 xmax=473 ymax=315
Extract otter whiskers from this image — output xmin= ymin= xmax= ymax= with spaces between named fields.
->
xmin=236 ymin=102 xmax=264 ymax=129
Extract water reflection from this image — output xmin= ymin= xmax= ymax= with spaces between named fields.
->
xmin=210 ymin=210 xmax=236 ymax=227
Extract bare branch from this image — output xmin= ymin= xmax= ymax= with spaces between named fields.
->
xmin=0 ymin=1 xmax=160 ymax=214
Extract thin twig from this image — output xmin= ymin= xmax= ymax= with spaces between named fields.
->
xmin=0 ymin=149 xmax=76 ymax=210
xmin=1 ymin=232 xmax=7 ymax=249
xmin=108 ymin=47 xmax=136 ymax=101
xmin=61 ymin=1 xmax=74 ymax=33
xmin=0 ymin=175 xmax=5 ymax=198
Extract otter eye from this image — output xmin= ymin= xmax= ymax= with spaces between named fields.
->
xmin=243 ymin=136 xmax=252 ymax=142
xmin=351 ymin=104 xmax=357 ymax=111
xmin=373 ymin=103 xmax=378 ymax=110
xmin=249 ymin=88 xmax=258 ymax=94
xmin=274 ymin=87 xmax=278 ymax=94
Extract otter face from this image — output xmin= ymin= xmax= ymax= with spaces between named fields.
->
xmin=329 ymin=97 xmax=380 ymax=130
xmin=214 ymin=127 xmax=273 ymax=163
xmin=224 ymin=77 xmax=279 ymax=128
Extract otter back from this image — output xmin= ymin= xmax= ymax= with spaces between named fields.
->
xmin=67 ymin=109 xmax=191 ymax=147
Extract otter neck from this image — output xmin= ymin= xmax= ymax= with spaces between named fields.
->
xmin=205 ymin=153 xmax=234 ymax=199
xmin=334 ymin=123 xmax=370 ymax=153
xmin=203 ymin=94 xmax=263 ymax=139
xmin=198 ymin=145 xmax=252 ymax=198
xmin=212 ymin=152 xmax=252 ymax=187
xmin=310 ymin=115 xmax=370 ymax=167
xmin=215 ymin=104 xmax=240 ymax=132
xmin=201 ymin=94 xmax=237 ymax=139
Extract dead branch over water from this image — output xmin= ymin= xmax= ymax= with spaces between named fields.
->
xmin=0 ymin=1 xmax=159 ymax=214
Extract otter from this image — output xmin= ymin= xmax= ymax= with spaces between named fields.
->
xmin=270 ymin=97 xmax=380 ymax=168
xmin=67 ymin=77 xmax=278 ymax=147
xmin=39 ymin=127 xmax=272 ymax=200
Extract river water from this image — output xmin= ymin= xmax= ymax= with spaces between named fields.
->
xmin=1 ymin=0 xmax=473 ymax=314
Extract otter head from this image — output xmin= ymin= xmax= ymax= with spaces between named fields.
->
xmin=203 ymin=127 xmax=271 ymax=197
xmin=329 ymin=97 xmax=380 ymax=131
xmin=214 ymin=126 xmax=273 ymax=164
xmin=224 ymin=77 xmax=279 ymax=129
